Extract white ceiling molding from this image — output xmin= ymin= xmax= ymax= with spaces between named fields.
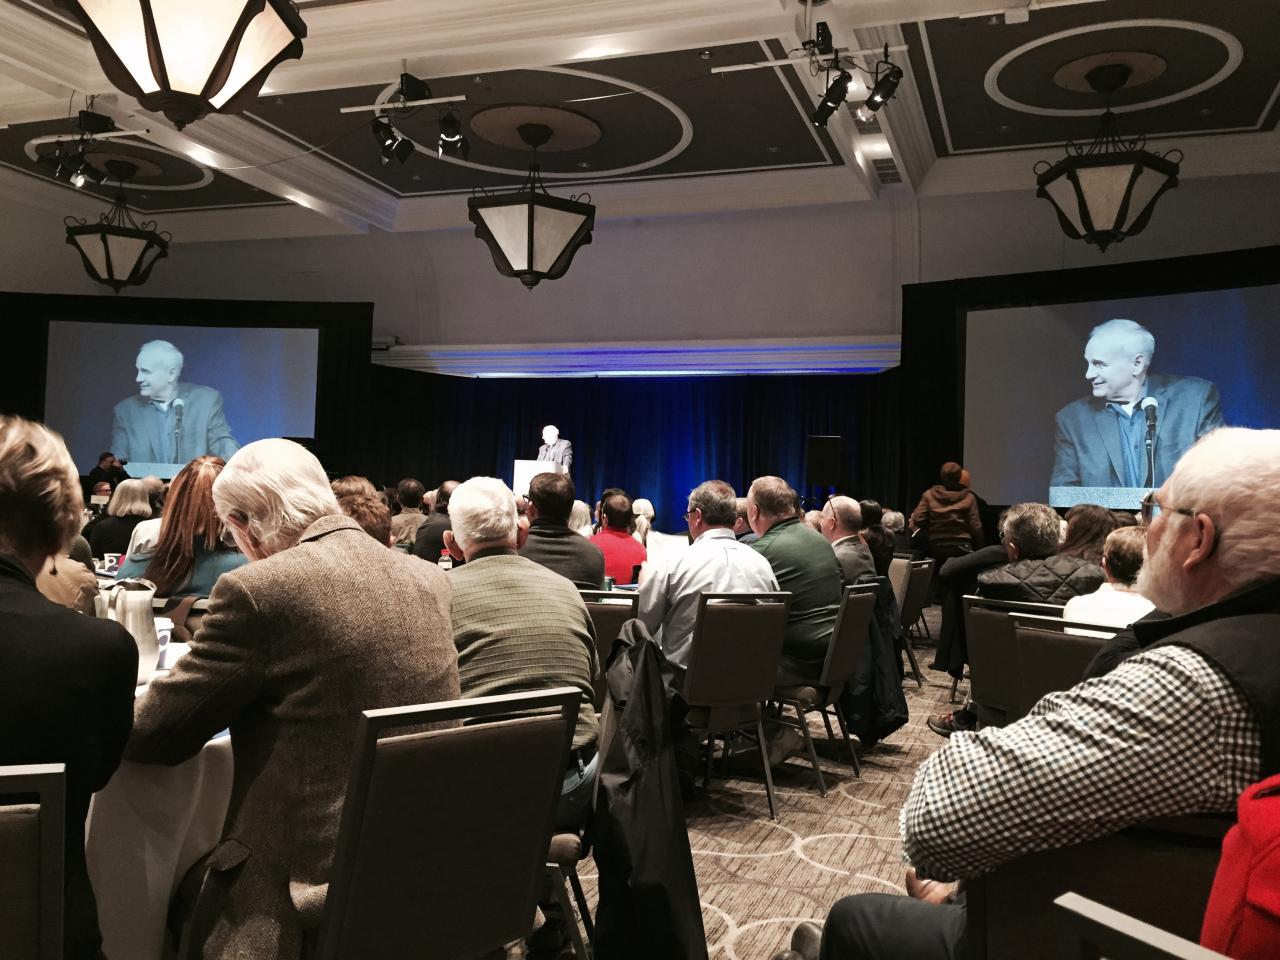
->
xmin=372 ymin=335 xmax=902 ymax=378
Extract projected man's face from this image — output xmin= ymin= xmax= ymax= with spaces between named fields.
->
xmin=542 ymin=426 xmax=559 ymax=445
xmin=1083 ymin=335 xmax=1146 ymax=404
xmin=136 ymin=350 xmax=178 ymax=402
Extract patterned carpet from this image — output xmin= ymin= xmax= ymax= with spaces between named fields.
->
xmin=576 ymin=606 xmax=956 ymax=959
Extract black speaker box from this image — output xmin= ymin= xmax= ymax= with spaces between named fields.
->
xmin=805 ymin=435 xmax=842 ymax=486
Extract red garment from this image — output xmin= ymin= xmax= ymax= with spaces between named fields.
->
xmin=1201 ymin=772 xmax=1280 ymax=958
xmin=590 ymin=527 xmax=647 ymax=585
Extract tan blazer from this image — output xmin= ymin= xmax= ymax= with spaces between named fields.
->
xmin=127 ymin=514 xmax=459 ymax=959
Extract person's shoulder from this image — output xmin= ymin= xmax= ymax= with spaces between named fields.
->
xmin=1055 ymin=394 xmax=1097 ymax=422
xmin=1152 ymin=373 xmax=1217 ymax=399
xmin=180 ymin=382 xmax=223 ymax=402
xmin=43 ymin=604 xmax=137 ymax=669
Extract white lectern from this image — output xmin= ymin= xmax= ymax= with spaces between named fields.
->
xmin=513 ymin=460 xmax=567 ymax=497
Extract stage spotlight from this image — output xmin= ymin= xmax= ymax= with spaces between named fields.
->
xmin=855 ymin=63 xmax=903 ymax=122
xmin=810 ymin=70 xmax=852 ymax=128
xmin=438 ymin=112 xmax=469 ymax=159
xmin=371 ymin=116 xmax=414 ymax=165
xmin=399 ymin=72 xmax=431 ymax=102
xmin=67 ymin=153 xmax=97 ymax=189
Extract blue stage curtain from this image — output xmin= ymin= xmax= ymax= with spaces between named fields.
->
xmin=362 ymin=367 xmax=901 ymax=530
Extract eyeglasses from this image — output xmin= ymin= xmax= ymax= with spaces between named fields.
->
xmin=683 ymin=508 xmax=699 ymax=521
xmin=1140 ymin=491 xmax=1197 ymax=525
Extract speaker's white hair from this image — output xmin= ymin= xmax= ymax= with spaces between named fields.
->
xmin=1165 ymin=427 xmax=1280 ymax=590
xmin=449 ymin=476 xmax=518 ymax=550
xmin=138 ymin=339 xmax=184 ymax=376
xmin=1087 ymin=319 xmax=1155 ymax=366
xmin=212 ymin=438 xmax=339 ymax=556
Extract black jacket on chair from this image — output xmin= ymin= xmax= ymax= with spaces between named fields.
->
xmin=592 ymin=620 xmax=708 ymax=960
xmin=0 ymin=553 xmax=138 ymax=960
xmin=519 ymin=518 xmax=605 ymax=589
xmin=976 ymin=554 xmax=1105 ymax=605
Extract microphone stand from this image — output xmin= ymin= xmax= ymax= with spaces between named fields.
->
xmin=1144 ymin=420 xmax=1156 ymax=489
xmin=173 ymin=400 xmax=184 ymax=463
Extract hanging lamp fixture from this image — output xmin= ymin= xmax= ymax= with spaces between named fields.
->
xmin=60 ymin=0 xmax=307 ymax=129
xmin=467 ymin=123 xmax=595 ymax=289
xmin=1035 ymin=64 xmax=1182 ymax=253
xmin=65 ymin=160 xmax=170 ymax=293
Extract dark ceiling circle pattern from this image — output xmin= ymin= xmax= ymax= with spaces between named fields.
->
xmin=468 ymin=104 xmax=603 ymax=152
xmin=985 ymin=19 xmax=1243 ymax=116
xmin=1052 ymin=52 xmax=1168 ymax=93
xmin=24 ymin=136 xmax=213 ymax=190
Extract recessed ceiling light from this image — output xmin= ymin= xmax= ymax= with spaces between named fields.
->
xmin=576 ymin=160 xmax=593 ymax=169
xmin=764 ymin=145 xmax=782 ymax=154
xmin=1199 ymin=106 xmax=1213 ymax=116
xmin=996 ymin=123 xmax=1011 ymax=133
xmin=699 ymin=50 xmax=713 ymax=60
xmin=411 ymin=174 xmax=421 ymax=180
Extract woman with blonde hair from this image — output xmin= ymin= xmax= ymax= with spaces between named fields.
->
xmin=568 ymin=499 xmax=594 ymax=537
xmin=88 ymin=477 xmax=152 ymax=558
xmin=117 ymin=456 xmax=247 ymax=596
xmin=632 ymin=497 xmax=655 ymax=545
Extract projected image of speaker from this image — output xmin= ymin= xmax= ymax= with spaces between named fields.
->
xmin=805 ymin=435 xmax=842 ymax=487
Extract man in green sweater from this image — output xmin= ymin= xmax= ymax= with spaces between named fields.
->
xmin=747 ymin=476 xmax=843 ymax=686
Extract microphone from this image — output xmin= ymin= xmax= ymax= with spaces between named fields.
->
xmin=1141 ymin=396 xmax=1158 ymax=429
xmin=173 ymin=397 xmax=185 ymax=460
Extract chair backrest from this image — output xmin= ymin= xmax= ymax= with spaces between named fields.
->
xmin=579 ymin=591 xmax=639 ymax=709
xmin=1011 ymin=620 xmax=1109 ymax=718
xmin=316 ymin=689 xmax=579 ymax=960
xmin=1053 ymin=892 xmax=1229 ymax=960
xmin=820 ymin=587 xmax=877 ymax=693
xmin=888 ymin=557 xmax=911 ymax=610
xmin=964 ymin=603 xmax=1021 ymax=726
xmin=898 ymin=559 xmax=934 ymax=626
xmin=683 ymin=592 xmax=791 ymax=707
xmin=0 ymin=764 xmax=65 ymax=960
xmin=964 ymin=595 xmax=1066 ymax=618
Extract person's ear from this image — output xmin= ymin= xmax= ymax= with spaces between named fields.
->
xmin=443 ymin=529 xmax=464 ymax=562
xmin=1006 ymin=542 xmax=1020 ymax=562
xmin=225 ymin=512 xmax=264 ymax=560
xmin=516 ymin=517 xmax=530 ymax=549
xmin=1182 ymin=514 xmax=1218 ymax=571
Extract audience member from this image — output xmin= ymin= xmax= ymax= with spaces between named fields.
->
xmin=37 ymin=533 xmax=99 ymax=613
xmin=330 ymin=474 xmax=377 ymax=499
xmin=389 ymin=477 xmax=427 ymax=547
xmin=734 ymin=497 xmax=758 ymax=544
xmin=975 ymin=502 xmax=1105 ymax=604
xmin=809 ymin=427 xmax=1280 ymax=960
xmin=0 ymin=416 xmax=137 ymax=960
xmin=1062 ymin=525 xmax=1156 ymax=628
xmin=632 ymin=497 xmax=655 ymax=545
xmin=117 ymin=456 xmax=248 ymax=596
xmin=87 ymin=450 xmax=126 ymax=490
xmin=519 ymin=472 xmax=605 ymax=589
xmin=638 ymin=481 xmax=779 ymax=666
xmin=860 ymin=524 xmax=896 ymax=578
xmin=1059 ymin=503 xmax=1120 ymax=566
xmin=909 ymin=462 xmax=984 ymax=575
xmin=591 ymin=489 xmax=647 ymax=585
xmin=141 ymin=474 xmax=166 ymax=516
xmin=127 ymin=438 xmax=459 ymax=958
xmin=338 ymin=492 xmax=394 ymax=546
xmin=803 ymin=509 xmax=824 ymax=531
xmin=859 ymin=499 xmax=884 ymax=528
xmin=568 ymin=499 xmax=594 ymax=537
xmin=819 ymin=496 xmax=876 ymax=584
xmin=882 ymin=509 xmax=913 ymax=555
xmin=88 ymin=477 xmax=152 ymax=558
xmin=412 ymin=479 xmax=459 ymax=564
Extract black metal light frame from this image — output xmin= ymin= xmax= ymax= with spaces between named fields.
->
xmin=65 ymin=176 xmax=170 ymax=294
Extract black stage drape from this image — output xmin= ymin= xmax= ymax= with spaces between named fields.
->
xmin=361 ymin=366 xmax=903 ymax=529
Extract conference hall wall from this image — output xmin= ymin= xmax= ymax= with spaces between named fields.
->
xmin=0 ymin=292 xmax=372 ymax=478
xmin=898 ymin=244 xmax=1280 ymax=514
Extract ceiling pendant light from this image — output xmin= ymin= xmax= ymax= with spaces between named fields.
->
xmin=1035 ymin=64 xmax=1181 ymax=253
xmin=65 ymin=160 xmax=170 ymax=293
xmin=61 ymin=0 xmax=307 ymax=130
xmin=467 ymin=123 xmax=595 ymax=289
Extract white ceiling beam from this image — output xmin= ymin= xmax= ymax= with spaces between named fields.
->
xmin=850 ymin=23 xmax=938 ymax=192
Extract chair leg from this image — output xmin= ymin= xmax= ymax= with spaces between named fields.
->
xmin=754 ymin=718 xmax=779 ymax=820
xmin=833 ymin=702 xmax=861 ymax=778
xmin=567 ymin=863 xmax=594 ymax=942
xmin=792 ymin=703 xmax=825 ymax=797
xmin=950 ymin=675 xmax=960 ymax=703
xmin=903 ymin=640 xmax=925 ymax=689
xmin=704 ymin=733 xmax=715 ymax=792
xmin=820 ymin=708 xmax=837 ymax=746
xmin=547 ymin=863 xmax=590 ymax=960
xmin=920 ymin=614 xmax=933 ymax=641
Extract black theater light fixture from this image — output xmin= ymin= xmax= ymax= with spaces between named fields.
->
xmin=65 ymin=159 xmax=170 ymax=293
xmin=467 ymin=123 xmax=595 ymax=289
xmin=810 ymin=70 xmax=852 ymax=128
xmin=60 ymin=0 xmax=307 ymax=130
xmin=854 ymin=62 xmax=903 ymax=122
xmin=1034 ymin=64 xmax=1181 ymax=253
xmin=438 ymin=111 xmax=469 ymax=159
xmin=371 ymin=116 xmax=414 ymax=165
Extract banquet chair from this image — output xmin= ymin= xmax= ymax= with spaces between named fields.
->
xmin=887 ymin=557 xmax=911 ymax=611
xmin=964 ymin=603 xmax=1022 ymax=727
xmin=682 ymin=592 xmax=791 ymax=819
xmin=899 ymin=559 xmax=934 ymax=642
xmin=1053 ymin=892 xmax=1230 ymax=960
xmin=773 ymin=586 xmax=876 ymax=791
xmin=311 ymin=688 xmax=581 ymax=960
xmin=0 ymin=763 xmax=65 ymax=960
xmin=579 ymin=591 xmax=639 ymax=710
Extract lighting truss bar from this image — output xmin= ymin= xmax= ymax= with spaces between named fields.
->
xmin=339 ymin=95 xmax=467 ymax=114
xmin=710 ymin=45 xmax=908 ymax=76
xmin=29 ymin=129 xmax=151 ymax=146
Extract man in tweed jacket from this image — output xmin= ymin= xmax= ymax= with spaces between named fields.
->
xmin=127 ymin=440 xmax=460 ymax=960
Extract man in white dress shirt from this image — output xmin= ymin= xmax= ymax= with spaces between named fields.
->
xmin=1063 ymin=525 xmax=1156 ymax=628
xmin=638 ymin=480 xmax=779 ymax=666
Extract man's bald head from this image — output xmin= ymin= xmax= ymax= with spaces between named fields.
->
xmin=820 ymin=495 xmax=862 ymax=543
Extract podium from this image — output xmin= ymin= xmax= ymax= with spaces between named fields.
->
xmin=513 ymin=459 xmax=567 ymax=497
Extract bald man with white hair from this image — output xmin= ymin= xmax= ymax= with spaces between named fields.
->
xmin=805 ymin=427 xmax=1280 ymax=960
xmin=536 ymin=424 xmax=573 ymax=470
xmin=1050 ymin=318 xmax=1223 ymax=489
xmin=111 ymin=339 xmax=239 ymax=464
xmin=819 ymin=495 xmax=876 ymax=584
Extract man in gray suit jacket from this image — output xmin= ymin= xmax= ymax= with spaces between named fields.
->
xmin=1051 ymin=319 xmax=1224 ymax=489
xmin=819 ymin=495 xmax=877 ymax=584
xmin=111 ymin=340 xmax=239 ymax=464
xmin=537 ymin=424 xmax=573 ymax=471
xmin=127 ymin=439 xmax=459 ymax=960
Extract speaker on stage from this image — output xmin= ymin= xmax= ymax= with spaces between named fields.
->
xmin=805 ymin=435 xmax=842 ymax=487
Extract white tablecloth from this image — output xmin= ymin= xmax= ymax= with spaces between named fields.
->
xmin=86 ymin=734 xmax=233 ymax=960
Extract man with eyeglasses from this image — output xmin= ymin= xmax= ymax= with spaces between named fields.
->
xmin=793 ymin=427 xmax=1280 ymax=960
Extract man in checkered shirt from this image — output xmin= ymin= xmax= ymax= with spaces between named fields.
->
xmin=809 ymin=427 xmax=1280 ymax=960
